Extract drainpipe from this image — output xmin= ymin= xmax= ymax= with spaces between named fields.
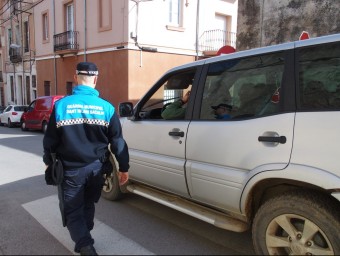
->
xmin=10 ymin=12 xmax=17 ymax=104
xmin=53 ymin=0 xmax=57 ymax=95
xmin=20 ymin=0 xmax=25 ymax=104
xmin=195 ymin=0 xmax=200 ymax=60
xmin=84 ymin=0 xmax=87 ymax=61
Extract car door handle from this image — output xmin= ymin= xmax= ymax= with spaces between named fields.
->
xmin=258 ymin=135 xmax=286 ymax=144
xmin=168 ymin=131 xmax=185 ymax=137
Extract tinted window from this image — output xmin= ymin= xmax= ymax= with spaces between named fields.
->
xmin=14 ymin=106 xmax=26 ymax=111
xmin=28 ymin=101 xmax=36 ymax=112
xmin=200 ymin=52 xmax=285 ymax=120
xmin=298 ymin=41 xmax=340 ymax=109
xmin=139 ymin=71 xmax=196 ymax=120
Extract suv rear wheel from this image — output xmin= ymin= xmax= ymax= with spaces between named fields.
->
xmin=101 ymin=155 xmax=124 ymax=201
xmin=252 ymin=191 xmax=340 ymax=255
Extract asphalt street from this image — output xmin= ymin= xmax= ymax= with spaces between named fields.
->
xmin=0 ymin=126 xmax=255 ymax=255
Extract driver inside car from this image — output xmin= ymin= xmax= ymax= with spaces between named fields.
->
xmin=161 ymin=90 xmax=191 ymax=120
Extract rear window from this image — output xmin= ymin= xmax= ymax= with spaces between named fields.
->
xmin=298 ymin=41 xmax=340 ymax=110
xmin=14 ymin=106 xmax=26 ymax=111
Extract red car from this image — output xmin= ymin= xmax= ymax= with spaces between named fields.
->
xmin=21 ymin=95 xmax=64 ymax=133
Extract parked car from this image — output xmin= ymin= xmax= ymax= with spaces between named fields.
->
xmin=0 ymin=106 xmax=6 ymax=114
xmin=102 ymin=33 xmax=340 ymax=255
xmin=0 ymin=105 xmax=28 ymax=127
xmin=21 ymin=95 xmax=64 ymax=133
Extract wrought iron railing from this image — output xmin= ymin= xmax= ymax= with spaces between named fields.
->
xmin=199 ymin=29 xmax=236 ymax=52
xmin=9 ymin=47 xmax=22 ymax=63
xmin=53 ymin=31 xmax=79 ymax=52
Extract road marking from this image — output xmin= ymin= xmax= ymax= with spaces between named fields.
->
xmin=0 ymin=134 xmax=38 ymax=139
xmin=22 ymin=195 xmax=154 ymax=255
xmin=0 ymin=145 xmax=44 ymax=186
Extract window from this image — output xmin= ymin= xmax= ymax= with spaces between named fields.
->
xmin=32 ymin=75 xmax=37 ymax=100
xmin=168 ymin=0 xmax=181 ymax=26
xmin=8 ymin=28 xmax=12 ymax=55
xmin=42 ymin=11 xmax=49 ymax=42
xmin=23 ymin=21 xmax=29 ymax=53
xmin=98 ymin=0 xmax=112 ymax=32
xmin=10 ymin=76 xmax=15 ymax=103
xmin=65 ymin=2 xmax=74 ymax=46
xmin=44 ymin=81 xmax=50 ymax=96
xmin=32 ymin=75 xmax=36 ymax=88
xmin=298 ymin=42 xmax=340 ymax=110
xmin=138 ymin=71 xmax=195 ymax=120
xmin=65 ymin=2 xmax=74 ymax=31
xmin=26 ymin=76 xmax=31 ymax=103
xmin=15 ymin=24 xmax=20 ymax=45
xmin=199 ymin=52 xmax=285 ymax=120
xmin=10 ymin=0 xmax=19 ymax=15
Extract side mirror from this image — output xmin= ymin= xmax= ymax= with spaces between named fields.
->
xmin=119 ymin=102 xmax=134 ymax=117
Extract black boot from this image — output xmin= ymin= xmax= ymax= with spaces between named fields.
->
xmin=79 ymin=244 xmax=98 ymax=255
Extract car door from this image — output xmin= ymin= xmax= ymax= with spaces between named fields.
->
xmin=1 ymin=106 xmax=12 ymax=124
xmin=122 ymin=68 xmax=201 ymax=197
xmin=24 ymin=100 xmax=37 ymax=128
xmin=185 ymin=50 xmax=295 ymax=214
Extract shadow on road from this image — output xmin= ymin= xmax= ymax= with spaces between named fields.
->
xmin=0 ymin=126 xmax=44 ymax=157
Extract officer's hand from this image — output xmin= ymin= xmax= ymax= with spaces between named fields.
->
xmin=118 ymin=172 xmax=129 ymax=186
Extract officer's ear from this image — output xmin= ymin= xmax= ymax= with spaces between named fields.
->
xmin=94 ymin=76 xmax=98 ymax=85
xmin=74 ymin=75 xmax=78 ymax=84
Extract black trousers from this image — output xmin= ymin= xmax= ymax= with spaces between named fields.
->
xmin=60 ymin=160 xmax=104 ymax=253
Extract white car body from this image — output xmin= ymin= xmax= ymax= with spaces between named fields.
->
xmin=0 ymin=105 xmax=27 ymax=127
xmin=104 ymin=33 xmax=340 ymax=255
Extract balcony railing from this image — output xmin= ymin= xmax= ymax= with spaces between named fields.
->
xmin=9 ymin=47 xmax=22 ymax=63
xmin=199 ymin=29 xmax=237 ymax=52
xmin=53 ymin=31 xmax=79 ymax=54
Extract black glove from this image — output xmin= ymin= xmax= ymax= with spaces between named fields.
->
xmin=45 ymin=164 xmax=56 ymax=185
xmin=101 ymin=160 xmax=113 ymax=176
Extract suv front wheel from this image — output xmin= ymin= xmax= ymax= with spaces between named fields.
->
xmin=252 ymin=191 xmax=340 ymax=255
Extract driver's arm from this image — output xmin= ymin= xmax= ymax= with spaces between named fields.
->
xmin=161 ymin=100 xmax=186 ymax=120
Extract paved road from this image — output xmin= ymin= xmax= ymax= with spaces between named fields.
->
xmin=0 ymin=126 xmax=255 ymax=255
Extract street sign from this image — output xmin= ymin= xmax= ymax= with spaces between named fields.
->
xmin=299 ymin=31 xmax=310 ymax=40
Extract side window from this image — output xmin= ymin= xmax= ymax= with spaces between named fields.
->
xmin=28 ymin=101 xmax=36 ymax=112
xmin=200 ymin=52 xmax=285 ymax=120
xmin=138 ymin=71 xmax=195 ymax=120
xmin=298 ymin=42 xmax=340 ymax=110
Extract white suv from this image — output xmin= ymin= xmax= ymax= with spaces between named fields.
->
xmin=103 ymin=33 xmax=340 ymax=255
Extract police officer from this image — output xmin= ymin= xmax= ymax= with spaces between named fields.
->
xmin=43 ymin=62 xmax=129 ymax=255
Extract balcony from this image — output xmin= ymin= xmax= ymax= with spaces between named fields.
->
xmin=53 ymin=31 xmax=79 ymax=56
xmin=9 ymin=47 xmax=22 ymax=63
xmin=199 ymin=29 xmax=237 ymax=56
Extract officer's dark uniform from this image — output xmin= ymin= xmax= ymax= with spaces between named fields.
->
xmin=43 ymin=62 xmax=129 ymax=254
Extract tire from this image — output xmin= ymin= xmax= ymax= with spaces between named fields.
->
xmin=21 ymin=121 xmax=28 ymax=131
xmin=42 ymin=121 xmax=48 ymax=133
xmin=101 ymin=154 xmax=124 ymax=201
xmin=8 ymin=118 xmax=13 ymax=128
xmin=252 ymin=190 xmax=340 ymax=255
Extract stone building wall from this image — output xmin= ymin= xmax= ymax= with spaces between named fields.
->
xmin=237 ymin=0 xmax=340 ymax=50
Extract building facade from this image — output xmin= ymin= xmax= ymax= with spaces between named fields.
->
xmin=237 ymin=0 xmax=340 ymax=50
xmin=29 ymin=0 xmax=238 ymax=106
xmin=0 ymin=0 xmax=39 ymax=106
